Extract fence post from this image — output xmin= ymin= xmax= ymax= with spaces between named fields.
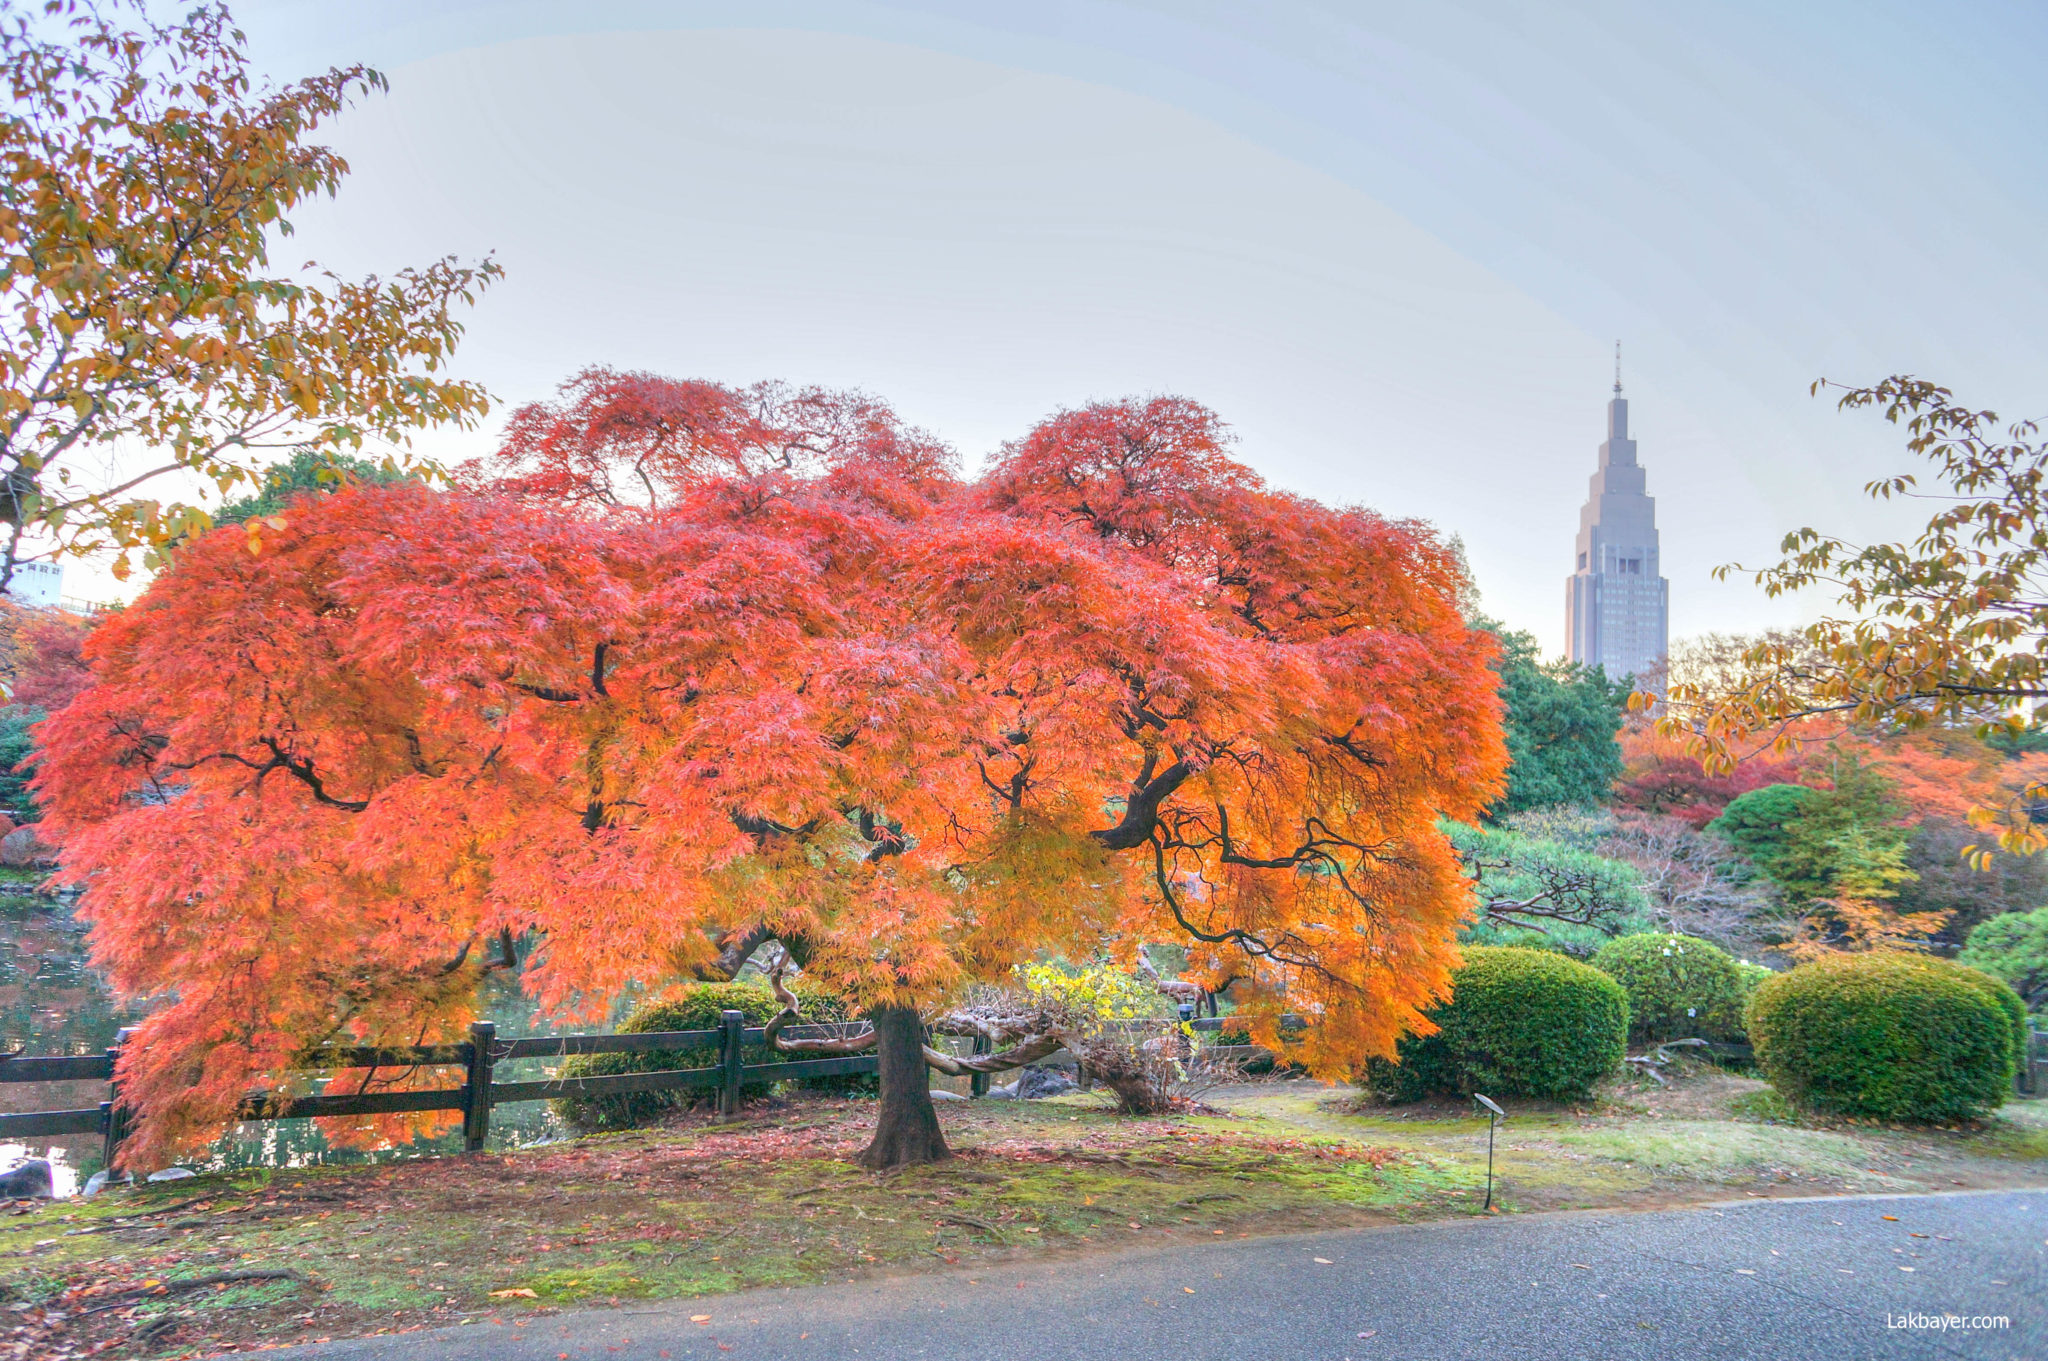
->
xmin=463 ymin=1021 xmax=497 ymax=1153
xmin=720 ymin=1010 xmax=745 ymax=1119
xmin=100 ymin=1027 xmax=135 ymax=1173
xmin=970 ymin=1033 xmax=991 ymax=1098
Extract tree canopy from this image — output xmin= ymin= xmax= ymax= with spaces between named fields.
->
xmin=1480 ymin=622 xmax=1626 ymax=817
xmin=0 ymin=1 xmax=496 ymax=583
xmin=1658 ymin=377 xmax=2048 ymax=856
xmin=1957 ymin=907 xmax=2048 ymax=1013
xmin=39 ymin=373 xmax=1508 ymax=1165
xmin=1449 ymin=814 xmax=1645 ymax=954
xmin=209 ymin=448 xmax=412 ymax=529
xmin=1708 ymin=755 xmax=1913 ymax=906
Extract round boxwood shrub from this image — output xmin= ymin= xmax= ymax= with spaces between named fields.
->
xmin=1368 ymin=946 xmax=1629 ymax=1104
xmin=1745 ymin=953 xmax=2020 ymax=1121
xmin=1919 ymin=956 xmax=2027 ymax=1081
xmin=1591 ymin=933 xmax=1745 ymax=1043
xmin=551 ymin=982 xmax=783 ymax=1131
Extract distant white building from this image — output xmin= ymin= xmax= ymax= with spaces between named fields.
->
xmin=5 ymin=561 xmax=62 ymax=610
xmin=1564 ymin=358 xmax=1669 ymax=686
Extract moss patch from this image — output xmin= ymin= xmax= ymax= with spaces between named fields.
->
xmin=0 ymin=1095 xmax=1436 ymax=1358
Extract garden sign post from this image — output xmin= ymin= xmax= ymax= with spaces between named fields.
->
xmin=1474 ymin=1093 xmax=1506 ymax=1211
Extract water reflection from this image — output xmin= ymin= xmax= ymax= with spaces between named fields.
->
xmin=0 ymin=896 xmax=592 ymax=1189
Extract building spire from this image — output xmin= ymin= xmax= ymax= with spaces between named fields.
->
xmin=1613 ymin=340 xmax=1623 ymax=394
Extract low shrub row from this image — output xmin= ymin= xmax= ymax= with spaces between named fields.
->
xmin=552 ymin=945 xmax=2028 ymax=1129
xmin=1365 ymin=932 xmax=2023 ymax=1123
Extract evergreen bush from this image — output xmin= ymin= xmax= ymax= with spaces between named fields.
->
xmin=1591 ymin=932 xmax=1745 ymax=1043
xmin=1368 ymin=946 xmax=1628 ymax=1104
xmin=1958 ymin=906 xmax=2048 ymax=1014
xmin=550 ymin=982 xmax=781 ymax=1131
xmin=1745 ymin=953 xmax=2019 ymax=1121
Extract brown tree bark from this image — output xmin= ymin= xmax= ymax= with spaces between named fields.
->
xmin=855 ymin=1004 xmax=951 ymax=1169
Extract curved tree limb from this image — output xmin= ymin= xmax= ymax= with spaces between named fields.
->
xmin=921 ymin=1033 xmax=1066 ymax=1076
xmin=1132 ymin=945 xmax=1204 ymax=1006
xmin=930 ymin=1010 xmax=1051 ymax=1045
xmin=1090 ymin=755 xmax=1192 ymax=850
xmin=703 ymin=922 xmax=776 ymax=982
xmin=761 ymin=963 xmax=878 ymax=1055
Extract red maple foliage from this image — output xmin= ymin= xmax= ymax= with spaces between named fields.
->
xmin=2 ymin=604 xmax=96 ymax=712
xmin=37 ymin=371 xmax=1507 ymax=1165
xmin=1611 ymin=723 xmax=1807 ymax=827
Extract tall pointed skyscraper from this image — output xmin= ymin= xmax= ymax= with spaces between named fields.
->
xmin=1565 ymin=350 xmax=1668 ymax=684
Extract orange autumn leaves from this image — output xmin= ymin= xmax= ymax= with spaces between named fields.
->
xmin=37 ymin=374 xmax=1507 ymax=1162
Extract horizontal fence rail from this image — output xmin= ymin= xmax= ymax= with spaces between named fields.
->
xmin=0 ymin=1013 xmax=1307 ymax=1165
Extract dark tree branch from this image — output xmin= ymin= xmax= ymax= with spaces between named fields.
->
xmin=1091 ymin=758 xmax=1191 ymax=850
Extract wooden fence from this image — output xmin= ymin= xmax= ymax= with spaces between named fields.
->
xmin=0 ymin=1012 xmax=1304 ymax=1168
xmin=0 ymin=1014 xmax=879 ymax=1168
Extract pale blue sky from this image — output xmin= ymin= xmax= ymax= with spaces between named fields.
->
xmin=204 ymin=1 xmax=2045 ymax=653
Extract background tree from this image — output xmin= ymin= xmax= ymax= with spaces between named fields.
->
xmin=1895 ymin=816 xmax=2048 ymax=944
xmin=1956 ymin=906 xmax=2048 ymax=1014
xmin=1478 ymin=621 xmax=1627 ymax=817
xmin=1449 ymin=813 xmax=1645 ymax=954
xmin=1860 ymin=730 xmax=2048 ymax=942
xmin=1612 ymin=698 xmax=1807 ymax=828
xmin=0 ymin=598 xmax=95 ymax=821
xmin=1593 ymin=808 xmax=1780 ymax=956
xmin=38 ymin=378 xmax=1508 ymax=1168
xmin=0 ymin=1 xmax=497 ymax=583
xmin=208 ymin=448 xmax=411 ymax=529
xmin=1707 ymin=753 xmax=1913 ymax=904
xmin=1 ymin=600 xmax=91 ymax=710
xmin=1658 ymin=377 xmax=2048 ymax=855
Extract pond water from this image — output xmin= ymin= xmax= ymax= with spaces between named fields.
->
xmin=0 ymin=887 xmax=589 ymax=1194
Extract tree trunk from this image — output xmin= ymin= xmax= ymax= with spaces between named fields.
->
xmin=855 ymin=1004 xmax=951 ymax=1169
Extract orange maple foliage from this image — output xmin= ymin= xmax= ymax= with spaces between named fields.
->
xmin=37 ymin=373 xmax=1507 ymax=1164
xmin=1845 ymin=728 xmax=2048 ymax=829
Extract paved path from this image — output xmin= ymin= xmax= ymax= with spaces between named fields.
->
xmin=289 ymin=1190 xmax=2043 ymax=1360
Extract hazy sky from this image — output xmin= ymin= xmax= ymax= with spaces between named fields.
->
xmin=162 ymin=0 xmax=2045 ymax=654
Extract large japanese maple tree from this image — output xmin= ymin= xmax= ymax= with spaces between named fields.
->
xmin=39 ymin=369 xmax=1507 ymax=1168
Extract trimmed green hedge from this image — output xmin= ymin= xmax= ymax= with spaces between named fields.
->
xmin=1924 ymin=956 xmax=2028 ymax=1081
xmin=1745 ymin=954 xmax=2020 ymax=1121
xmin=1368 ymin=946 xmax=1629 ymax=1104
xmin=1591 ymin=933 xmax=1745 ymax=1043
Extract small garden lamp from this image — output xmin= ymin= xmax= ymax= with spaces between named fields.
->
xmin=1473 ymin=1093 xmax=1506 ymax=1211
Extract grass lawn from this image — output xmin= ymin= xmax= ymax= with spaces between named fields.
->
xmin=6 ymin=1068 xmax=2045 ymax=1358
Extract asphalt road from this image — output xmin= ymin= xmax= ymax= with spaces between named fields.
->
xmin=287 ymin=1190 xmax=2044 ymax=1361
